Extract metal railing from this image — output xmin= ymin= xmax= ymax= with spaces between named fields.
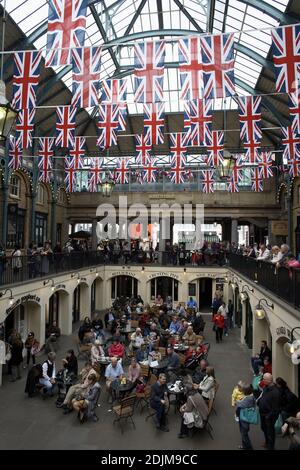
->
xmin=0 ymin=250 xmax=228 ymax=288
xmin=228 ymin=253 xmax=300 ymax=310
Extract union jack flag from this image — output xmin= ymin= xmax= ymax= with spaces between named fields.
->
xmin=71 ymin=46 xmax=102 ymax=108
xmin=243 ymin=141 xmax=261 ymax=164
xmin=69 ymin=137 xmax=85 ymax=166
xmin=281 ymin=126 xmax=300 ymax=161
xmin=11 ymin=51 xmax=42 ymax=110
xmin=169 ymin=133 xmax=187 ymax=184
xmin=38 ymin=138 xmax=54 ymax=183
xmin=65 ymin=154 xmax=83 ymax=192
xmin=100 ymin=79 xmax=127 ymax=104
xmin=257 ymin=151 xmax=274 ymax=179
xmin=114 ymin=158 xmax=130 ymax=184
xmin=15 ymin=108 xmax=35 ymax=149
xmin=288 ymin=157 xmax=300 ymax=176
xmin=97 ymin=104 xmax=120 ymax=150
xmin=142 ymin=157 xmax=158 ymax=183
xmin=46 ymin=0 xmax=88 ymax=67
xmin=178 ymin=36 xmax=203 ymax=101
xmin=187 ymin=99 xmax=212 ymax=147
xmin=271 ymin=25 xmax=300 ymax=93
xmin=289 ymin=90 xmax=300 ymax=136
xmin=227 ymin=160 xmax=243 ymax=193
xmin=200 ymin=170 xmax=215 ymax=193
xmin=143 ymin=103 xmax=165 ymax=145
xmin=238 ymin=96 xmax=262 ymax=144
xmin=88 ymin=157 xmax=103 ymax=192
xmin=182 ymin=101 xmax=192 ymax=147
xmin=134 ymin=40 xmax=165 ymax=103
xmin=135 ymin=132 xmax=152 ymax=165
xmin=118 ymin=103 xmax=127 ymax=132
xmin=55 ymin=106 xmax=76 ymax=148
xmin=251 ymin=167 xmax=263 ymax=192
xmin=201 ymin=33 xmax=235 ymax=99
xmin=8 ymin=137 xmax=22 ymax=170
xmin=206 ymin=130 xmax=224 ymax=167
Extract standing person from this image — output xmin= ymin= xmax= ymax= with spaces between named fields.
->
xmin=213 ymin=311 xmax=225 ymax=343
xmin=12 ymin=245 xmax=22 ymax=281
xmin=10 ymin=333 xmax=24 ymax=382
xmin=217 ymin=302 xmax=229 ymax=336
xmin=257 ymin=373 xmax=281 ymax=450
xmin=24 ymin=332 xmax=39 ymax=368
xmin=227 ymin=299 xmax=234 ymax=329
xmin=40 ymin=241 xmax=53 ymax=275
xmin=275 ymin=377 xmax=300 ymax=422
xmin=236 ymin=384 xmax=256 ymax=450
xmin=150 ymin=373 xmax=169 ymax=432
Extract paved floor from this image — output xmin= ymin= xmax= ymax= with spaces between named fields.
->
xmin=0 ymin=316 xmax=287 ymax=450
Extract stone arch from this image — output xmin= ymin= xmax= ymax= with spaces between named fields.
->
xmin=47 ymin=289 xmax=70 ymax=336
xmin=91 ymin=276 xmax=103 ymax=313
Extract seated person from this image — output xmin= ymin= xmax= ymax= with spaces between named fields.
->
xmin=39 ymin=352 xmax=56 ymax=397
xmin=194 ymin=366 xmax=216 ymax=404
xmin=92 ymin=314 xmax=104 ymax=339
xmin=155 ymin=295 xmax=164 ymax=306
xmin=252 ymin=365 xmax=264 ymax=396
xmin=148 ymin=344 xmax=162 ymax=363
xmin=108 ymin=338 xmax=125 ymax=359
xmin=178 ymin=384 xmax=209 ymax=438
xmin=128 ymin=358 xmax=141 ymax=384
xmin=187 ymin=297 xmax=198 ymax=310
xmin=90 ymin=340 xmax=105 ymax=366
xmin=147 ymin=324 xmax=160 ymax=351
xmin=176 ymin=303 xmax=187 ymax=317
xmin=46 ymin=321 xmax=61 ymax=339
xmin=130 ymin=328 xmax=144 ymax=350
xmin=169 ymin=316 xmax=180 ymax=335
xmin=281 ymin=412 xmax=300 ymax=450
xmin=80 ymin=331 xmax=94 ymax=353
xmin=104 ymin=310 xmax=116 ymax=330
xmin=165 ymin=346 xmax=180 ymax=371
xmin=178 ymin=320 xmax=189 ymax=337
xmin=60 ymin=362 xmax=99 ymax=411
xmin=78 ymin=317 xmax=92 ymax=342
xmin=192 ymin=312 xmax=205 ymax=335
xmin=192 ymin=359 xmax=208 ymax=384
xmin=105 ymin=357 xmax=124 ymax=403
xmin=251 ymin=340 xmax=271 ymax=375
xmin=182 ymin=326 xmax=197 ymax=346
xmin=71 ymin=373 xmax=101 ymax=423
xmin=262 ymin=357 xmax=272 ymax=374
xmin=135 ymin=343 xmax=149 ymax=362
xmin=61 ymin=349 xmax=78 ymax=376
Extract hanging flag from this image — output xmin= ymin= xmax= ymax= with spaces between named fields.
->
xmin=243 ymin=141 xmax=261 ymax=164
xmin=188 ymin=99 xmax=212 ymax=147
xmin=206 ymin=130 xmax=224 ymax=167
xmin=257 ymin=151 xmax=274 ymax=179
xmin=251 ymin=167 xmax=263 ymax=192
xmin=287 ymin=157 xmax=300 ymax=176
xmin=238 ymin=96 xmax=262 ymax=143
xmin=169 ymin=133 xmax=187 ymax=184
xmin=200 ymin=170 xmax=215 ymax=193
xmin=88 ymin=157 xmax=103 ymax=192
xmin=201 ymin=33 xmax=235 ymax=99
xmin=182 ymin=101 xmax=192 ymax=147
xmin=38 ymin=138 xmax=54 ymax=183
xmin=97 ymin=104 xmax=120 ymax=150
xmin=135 ymin=132 xmax=152 ymax=165
xmin=71 ymin=46 xmax=102 ymax=108
xmin=178 ymin=36 xmax=203 ymax=101
xmin=46 ymin=0 xmax=88 ymax=67
xmin=281 ymin=126 xmax=300 ymax=161
xmin=114 ymin=158 xmax=130 ymax=184
xmin=227 ymin=160 xmax=242 ymax=193
xmin=69 ymin=137 xmax=85 ymax=167
xmin=142 ymin=157 xmax=157 ymax=183
xmin=15 ymin=108 xmax=35 ymax=149
xmin=271 ymin=25 xmax=300 ymax=93
xmin=118 ymin=103 xmax=127 ymax=132
xmin=134 ymin=40 xmax=165 ymax=103
xmin=143 ymin=103 xmax=165 ymax=145
xmin=65 ymin=154 xmax=83 ymax=192
xmin=11 ymin=51 xmax=42 ymax=110
xmin=8 ymin=137 xmax=22 ymax=170
xmin=55 ymin=106 xmax=76 ymax=148
xmin=289 ymin=90 xmax=300 ymax=136
xmin=100 ymin=79 xmax=127 ymax=104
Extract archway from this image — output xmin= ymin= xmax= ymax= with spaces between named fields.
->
xmin=198 ymin=278 xmax=212 ymax=311
xmin=91 ymin=277 xmax=103 ymax=313
xmin=150 ymin=276 xmax=179 ymax=303
xmin=73 ymin=282 xmax=90 ymax=323
xmin=47 ymin=290 xmax=70 ymax=335
xmin=4 ymin=300 xmax=41 ymax=343
xmin=111 ymin=275 xmax=138 ymax=300
xmin=244 ymin=298 xmax=253 ymax=349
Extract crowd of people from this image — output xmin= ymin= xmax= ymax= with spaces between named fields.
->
xmin=233 ymin=242 xmax=300 ymax=270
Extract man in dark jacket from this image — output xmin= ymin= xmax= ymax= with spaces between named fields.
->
xmin=251 ymin=340 xmax=272 ymax=375
xmin=257 ymin=373 xmax=280 ymax=450
xmin=150 ymin=373 xmax=169 ymax=431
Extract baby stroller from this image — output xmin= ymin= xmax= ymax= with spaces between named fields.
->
xmin=184 ymin=342 xmax=210 ymax=371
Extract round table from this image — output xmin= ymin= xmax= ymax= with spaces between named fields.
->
xmin=111 ymin=379 xmax=135 ymax=400
xmin=167 ymin=382 xmax=187 ymax=412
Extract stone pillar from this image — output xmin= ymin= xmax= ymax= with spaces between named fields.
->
xmin=268 ymin=220 xmax=275 ymax=246
xmin=240 ymin=300 xmax=247 ymax=345
xmin=92 ymin=219 xmax=98 ymax=250
xmin=231 ymin=219 xmax=238 ymax=245
xmin=159 ymin=217 xmax=166 ymax=264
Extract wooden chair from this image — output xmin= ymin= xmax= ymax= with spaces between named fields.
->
xmin=139 ymin=363 xmax=150 ymax=381
xmin=112 ymin=394 xmax=137 ymax=433
xmin=158 ymin=347 xmax=166 ymax=359
xmin=136 ymin=385 xmax=151 ymax=412
xmin=211 ymin=381 xmax=220 ymax=415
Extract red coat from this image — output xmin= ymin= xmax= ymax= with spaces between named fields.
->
xmin=108 ymin=343 xmax=125 ymax=358
xmin=214 ymin=314 xmax=225 ymax=329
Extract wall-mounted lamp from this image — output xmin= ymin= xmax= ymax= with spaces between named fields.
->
xmin=285 ymin=328 xmax=300 ymax=364
xmin=184 ymin=268 xmax=186 ymax=275
xmin=254 ymin=299 xmax=274 ymax=320
xmin=43 ymin=279 xmax=55 ymax=292
xmin=239 ymin=285 xmax=254 ymax=302
xmin=0 ymin=288 xmax=14 ymax=306
xmin=71 ymin=272 xmax=81 ymax=284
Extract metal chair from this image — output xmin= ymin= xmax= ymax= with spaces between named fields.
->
xmin=112 ymin=394 xmax=137 ymax=433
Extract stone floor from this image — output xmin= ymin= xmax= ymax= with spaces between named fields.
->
xmin=0 ymin=316 xmax=288 ymax=450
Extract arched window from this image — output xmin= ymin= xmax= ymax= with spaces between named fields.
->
xmin=9 ymin=175 xmax=21 ymax=197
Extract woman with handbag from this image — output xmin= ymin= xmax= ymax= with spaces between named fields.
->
xmin=24 ymin=332 xmax=40 ymax=368
xmin=236 ymin=384 xmax=257 ymax=450
xmin=178 ymin=386 xmax=208 ymax=438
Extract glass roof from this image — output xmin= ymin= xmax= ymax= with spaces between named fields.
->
xmin=3 ymin=0 xmax=290 ymax=115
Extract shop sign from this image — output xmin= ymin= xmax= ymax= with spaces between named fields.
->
xmin=55 ymin=284 xmax=66 ymax=290
xmin=6 ymin=294 xmax=41 ymax=315
xmin=194 ymin=273 xmax=216 ymax=278
xmin=276 ymin=326 xmax=291 ymax=338
xmin=271 ymin=221 xmax=288 ymax=236
xmin=111 ymin=271 xmax=137 ymax=278
xmin=148 ymin=272 xmax=179 ymax=280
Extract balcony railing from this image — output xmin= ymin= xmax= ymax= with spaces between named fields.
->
xmin=228 ymin=253 xmax=300 ymax=310
xmin=0 ymin=250 xmax=228 ymax=288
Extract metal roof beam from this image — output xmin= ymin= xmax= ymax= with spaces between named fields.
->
xmin=173 ymin=0 xmax=204 ymax=33
xmin=157 ymin=0 xmax=164 ymax=32
xmin=207 ymin=0 xmax=216 ymax=33
xmin=238 ymin=0 xmax=300 ymax=25
xmin=222 ymin=0 xmax=229 ymax=33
